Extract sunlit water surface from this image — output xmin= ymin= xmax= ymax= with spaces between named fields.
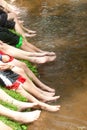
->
xmin=9 ymin=0 xmax=87 ymax=129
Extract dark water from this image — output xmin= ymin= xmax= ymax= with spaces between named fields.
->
xmin=10 ymin=0 xmax=87 ymax=129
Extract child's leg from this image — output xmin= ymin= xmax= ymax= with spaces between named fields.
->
xmin=9 ymin=59 xmax=55 ymax=94
xmin=8 ymin=13 xmax=36 ymax=37
xmin=0 ymin=104 xmax=41 ymax=123
xmin=0 ymin=89 xmax=37 ymax=111
xmin=0 ymin=41 xmax=48 ymax=57
xmin=22 ymin=81 xmax=59 ymax=102
xmin=16 ymin=85 xmax=60 ymax=112
xmin=0 ymin=42 xmax=56 ymax=64
xmin=7 ymin=63 xmax=55 ymax=98
xmin=12 ymin=67 xmax=60 ymax=102
xmin=23 ymin=66 xmax=55 ymax=93
xmin=21 ymin=39 xmax=56 ymax=56
xmin=22 ymin=25 xmax=36 ymax=34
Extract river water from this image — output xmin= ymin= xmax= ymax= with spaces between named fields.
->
xmin=9 ymin=0 xmax=87 ymax=130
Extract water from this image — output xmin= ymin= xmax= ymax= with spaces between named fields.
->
xmin=9 ymin=0 xmax=87 ymax=129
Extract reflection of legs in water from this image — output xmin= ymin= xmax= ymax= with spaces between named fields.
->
xmin=12 ymin=66 xmax=60 ymax=102
xmin=0 ymin=89 xmax=38 ymax=111
xmin=0 ymin=104 xmax=41 ymax=124
xmin=0 ymin=41 xmax=56 ymax=64
xmin=16 ymin=85 xmax=60 ymax=112
xmin=8 ymin=59 xmax=55 ymax=94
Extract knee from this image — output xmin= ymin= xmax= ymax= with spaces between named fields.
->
xmin=15 ymin=67 xmax=25 ymax=74
xmin=18 ymin=68 xmax=25 ymax=74
xmin=20 ymin=62 xmax=27 ymax=69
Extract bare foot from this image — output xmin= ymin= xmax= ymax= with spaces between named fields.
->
xmin=42 ymin=96 xmax=60 ymax=102
xmin=19 ymin=20 xmax=24 ymax=24
xmin=46 ymin=55 xmax=56 ymax=63
xmin=37 ymin=83 xmax=55 ymax=93
xmin=0 ymin=105 xmax=41 ymax=124
xmin=43 ymin=52 xmax=56 ymax=56
xmin=43 ymin=105 xmax=60 ymax=112
xmin=42 ymin=91 xmax=55 ymax=97
xmin=29 ymin=55 xmax=56 ymax=64
xmin=28 ymin=52 xmax=56 ymax=57
xmin=42 ymin=87 xmax=55 ymax=93
xmin=37 ymin=52 xmax=56 ymax=57
xmin=39 ymin=102 xmax=61 ymax=112
xmin=15 ymin=110 xmax=41 ymax=123
xmin=26 ymin=29 xmax=36 ymax=34
xmin=18 ymin=102 xmax=38 ymax=111
xmin=25 ymin=33 xmax=36 ymax=37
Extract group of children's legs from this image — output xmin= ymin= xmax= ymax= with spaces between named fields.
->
xmin=0 ymin=0 xmax=61 ymax=127
xmin=0 ymin=40 xmax=56 ymax=64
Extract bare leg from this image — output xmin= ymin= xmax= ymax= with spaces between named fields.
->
xmin=0 ymin=46 xmax=55 ymax=94
xmin=22 ymin=25 xmax=36 ymax=34
xmin=7 ymin=63 xmax=55 ymax=97
xmin=1 ymin=3 xmax=56 ymax=55
xmin=21 ymin=39 xmax=56 ymax=56
xmin=0 ymin=89 xmax=38 ymax=111
xmin=0 ymin=42 xmax=56 ymax=64
xmin=14 ymin=18 xmax=36 ymax=38
xmin=18 ymin=19 xmax=36 ymax=34
xmin=8 ymin=59 xmax=55 ymax=93
xmin=8 ymin=13 xmax=36 ymax=38
xmin=12 ymin=66 xmax=59 ymax=102
xmin=0 ymin=0 xmax=15 ymax=13
xmin=0 ymin=104 xmax=41 ymax=124
xmin=16 ymin=85 xmax=60 ymax=112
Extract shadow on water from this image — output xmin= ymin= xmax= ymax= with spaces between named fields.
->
xmin=10 ymin=0 xmax=87 ymax=129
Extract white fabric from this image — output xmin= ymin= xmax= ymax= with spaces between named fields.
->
xmin=0 ymin=74 xmax=12 ymax=86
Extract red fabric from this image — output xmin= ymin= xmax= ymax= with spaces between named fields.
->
xmin=7 ymin=82 xmax=20 ymax=90
xmin=0 ymin=50 xmax=14 ymax=62
xmin=7 ymin=76 xmax=26 ymax=90
xmin=0 ymin=50 xmax=26 ymax=90
xmin=17 ymin=76 xmax=26 ymax=83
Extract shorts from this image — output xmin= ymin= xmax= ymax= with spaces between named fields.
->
xmin=0 ymin=8 xmax=15 ymax=29
xmin=5 ymin=20 xmax=15 ymax=29
xmin=0 ymin=69 xmax=26 ymax=90
xmin=0 ymin=50 xmax=14 ymax=62
xmin=0 ymin=27 xmax=23 ymax=48
xmin=15 ymin=36 xmax=23 ymax=48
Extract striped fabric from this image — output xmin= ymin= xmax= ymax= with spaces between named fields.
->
xmin=0 ymin=69 xmax=26 ymax=90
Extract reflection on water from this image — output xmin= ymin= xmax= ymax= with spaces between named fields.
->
xmin=10 ymin=0 xmax=87 ymax=129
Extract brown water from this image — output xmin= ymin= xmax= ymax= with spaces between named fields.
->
xmin=10 ymin=0 xmax=87 ymax=129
